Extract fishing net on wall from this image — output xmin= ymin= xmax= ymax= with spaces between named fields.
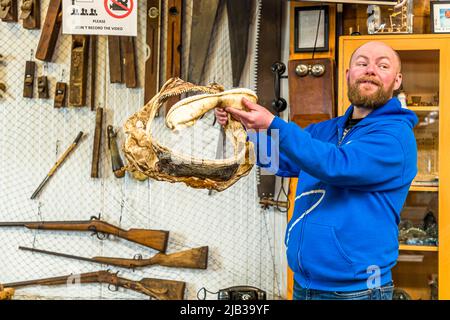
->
xmin=0 ymin=0 xmax=285 ymax=300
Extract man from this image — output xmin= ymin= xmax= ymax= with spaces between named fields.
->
xmin=215 ymin=41 xmax=418 ymax=300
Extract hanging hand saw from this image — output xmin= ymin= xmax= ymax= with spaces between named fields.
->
xmin=164 ymin=0 xmax=183 ymax=115
xmin=255 ymin=0 xmax=282 ymax=200
xmin=144 ymin=0 xmax=161 ymax=104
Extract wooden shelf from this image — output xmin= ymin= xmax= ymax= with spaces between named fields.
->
xmin=407 ymin=106 xmax=439 ymax=112
xmin=399 ymin=245 xmax=438 ymax=252
xmin=409 ymin=185 xmax=439 ymax=192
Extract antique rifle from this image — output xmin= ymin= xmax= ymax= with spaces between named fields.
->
xmin=19 ymin=246 xmax=208 ymax=270
xmin=3 ymin=270 xmax=185 ymax=300
xmin=0 ymin=215 xmax=169 ymax=252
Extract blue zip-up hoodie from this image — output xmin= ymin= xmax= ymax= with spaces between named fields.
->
xmin=248 ymin=98 xmax=418 ymax=292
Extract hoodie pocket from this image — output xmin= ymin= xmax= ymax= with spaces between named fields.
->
xmin=300 ymin=223 xmax=355 ymax=281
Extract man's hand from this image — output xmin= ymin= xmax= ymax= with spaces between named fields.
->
xmin=214 ymin=98 xmax=275 ymax=130
xmin=215 ymin=107 xmax=229 ymax=126
xmin=226 ymin=98 xmax=275 ymax=130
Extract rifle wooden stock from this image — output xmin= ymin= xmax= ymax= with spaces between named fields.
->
xmin=0 ymin=216 xmax=169 ymax=252
xmin=36 ymin=0 xmax=62 ymax=62
xmin=3 ymin=270 xmax=185 ymax=300
xmin=95 ymin=246 xmax=208 ymax=269
xmin=20 ymin=246 xmax=208 ymax=270
xmin=0 ymin=284 xmax=15 ymax=300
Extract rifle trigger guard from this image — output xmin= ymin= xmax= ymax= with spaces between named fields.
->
xmin=108 ymin=283 xmax=119 ymax=292
xmin=96 ymin=232 xmax=107 ymax=240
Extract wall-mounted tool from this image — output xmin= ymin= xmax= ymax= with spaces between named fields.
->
xmin=120 ymin=36 xmax=137 ymax=88
xmin=20 ymin=0 xmax=40 ymax=29
xmin=107 ymin=125 xmax=125 ymax=178
xmin=36 ymin=0 xmax=62 ymax=61
xmin=0 ymin=0 xmax=18 ymax=22
xmin=144 ymin=0 xmax=161 ymax=104
xmin=164 ymin=0 xmax=183 ymax=114
xmin=69 ymin=35 xmax=90 ymax=107
xmin=108 ymin=36 xmax=122 ymax=83
xmin=30 ymin=131 xmax=84 ymax=200
xmin=23 ymin=51 xmax=36 ymax=98
xmin=91 ymin=107 xmax=103 ymax=178
xmin=54 ymin=81 xmax=66 ymax=108
xmin=89 ymin=35 xmax=97 ymax=110
xmin=255 ymin=0 xmax=283 ymax=202
xmin=37 ymin=75 xmax=49 ymax=99
xmin=38 ymin=63 xmax=49 ymax=99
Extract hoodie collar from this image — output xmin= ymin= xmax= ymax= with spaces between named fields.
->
xmin=337 ymin=98 xmax=418 ymax=129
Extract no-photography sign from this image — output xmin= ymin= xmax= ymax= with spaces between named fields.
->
xmin=62 ymin=0 xmax=137 ymax=36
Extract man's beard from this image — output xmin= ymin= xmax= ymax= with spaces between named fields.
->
xmin=347 ymin=76 xmax=394 ymax=109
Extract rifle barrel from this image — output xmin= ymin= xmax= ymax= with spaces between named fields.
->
xmin=3 ymin=275 xmax=71 ymax=288
xmin=0 ymin=220 xmax=91 ymax=227
xmin=19 ymin=246 xmax=96 ymax=264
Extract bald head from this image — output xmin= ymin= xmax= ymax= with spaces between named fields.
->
xmin=350 ymin=41 xmax=401 ymax=73
xmin=346 ymin=41 xmax=403 ymax=111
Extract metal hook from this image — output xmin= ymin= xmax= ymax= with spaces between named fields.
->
xmin=133 ymin=253 xmax=143 ymax=260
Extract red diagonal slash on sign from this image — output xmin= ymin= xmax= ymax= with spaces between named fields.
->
xmin=105 ymin=0 xmax=134 ymax=19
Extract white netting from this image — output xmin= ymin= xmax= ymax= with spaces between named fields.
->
xmin=0 ymin=0 xmax=286 ymax=300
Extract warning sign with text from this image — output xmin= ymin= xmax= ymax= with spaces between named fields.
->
xmin=62 ymin=0 xmax=137 ymax=36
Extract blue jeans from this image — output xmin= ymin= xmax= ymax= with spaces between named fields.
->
xmin=293 ymin=280 xmax=394 ymax=300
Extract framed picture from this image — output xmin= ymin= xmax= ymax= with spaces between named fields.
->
xmin=294 ymin=6 xmax=329 ymax=53
xmin=431 ymin=1 xmax=450 ymax=33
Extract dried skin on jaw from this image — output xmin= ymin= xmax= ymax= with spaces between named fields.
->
xmin=123 ymin=78 xmax=256 ymax=191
